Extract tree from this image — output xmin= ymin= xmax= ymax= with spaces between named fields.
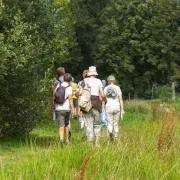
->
xmin=94 ymin=0 xmax=180 ymax=98
xmin=69 ymin=0 xmax=109 ymax=77
xmin=0 ymin=0 xmax=74 ymax=136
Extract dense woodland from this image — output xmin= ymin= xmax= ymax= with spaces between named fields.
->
xmin=0 ymin=0 xmax=180 ymax=136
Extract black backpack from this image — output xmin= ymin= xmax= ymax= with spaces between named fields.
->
xmin=54 ymin=84 xmax=70 ymax=104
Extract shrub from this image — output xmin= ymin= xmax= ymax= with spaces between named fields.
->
xmin=0 ymin=0 xmax=74 ymax=137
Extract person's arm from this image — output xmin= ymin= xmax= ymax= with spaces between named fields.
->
xmin=52 ymin=92 xmax=55 ymax=112
xmin=75 ymin=89 xmax=80 ymax=98
xmin=77 ymin=98 xmax=82 ymax=116
xmin=68 ymin=94 xmax=75 ymax=116
xmin=76 ymin=80 xmax=85 ymax=97
xmin=52 ymin=83 xmax=57 ymax=112
xmin=76 ymin=80 xmax=85 ymax=116
xmin=119 ymin=94 xmax=124 ymax=114
xmin=100 ymin=86 xmax=105 ymax=101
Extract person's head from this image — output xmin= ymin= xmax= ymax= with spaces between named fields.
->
xmin=57 ymin=67 xmax=65 ymax=77
xmin=102 ymin=80 xmax=106 ymax=86
xmin=87 ymin=66 xmax=98 ymax=77
xmin=107 ymin=75 xmax=116 ymax=84
xmin=82 ymin=70 xmax=88 ymax=79
xmin=64 ymin=73 xmax=72 ymax=83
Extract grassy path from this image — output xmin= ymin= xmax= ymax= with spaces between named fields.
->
xmin=0 ymin=112 xmax=180 ymax=180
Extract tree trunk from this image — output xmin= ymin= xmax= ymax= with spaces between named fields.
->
xmin=134 ymin=91 xmax=138 ymax=99
xmin=172 ymin=81 xmax=176 ymax=101
xmin=151 ymin=85 xmax=154 ymax=99
xmin=128 ymin=93 xmax=131 ymax=101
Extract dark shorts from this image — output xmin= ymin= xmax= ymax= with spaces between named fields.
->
xmin=73 ymin=99 xmax=78 ymax=108
xmin=55 ymin=111 xmax=70 ymax=128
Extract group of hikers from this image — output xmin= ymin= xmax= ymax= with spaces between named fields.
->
xmin=52 ymin=66 xmax=124 ymax=147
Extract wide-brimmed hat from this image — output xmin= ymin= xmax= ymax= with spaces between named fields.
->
xmin=107 ymin=75 xmax=116 ymax=82
xmin=87 ymin=66 xmax=98 ymax=76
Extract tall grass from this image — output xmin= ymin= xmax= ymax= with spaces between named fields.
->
xmin=0 ymin=101 xmax=179 ymax=179
xmin=124 ymin=100 xmax=151 ymax=114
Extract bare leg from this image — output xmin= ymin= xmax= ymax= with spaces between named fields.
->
xmin=68 ymin=121 xmax=71 ymax=131
xmin=59 ymin=127 xmax=64 ymax=141
xmin=65 ymin=127 xmax=69 ymax=144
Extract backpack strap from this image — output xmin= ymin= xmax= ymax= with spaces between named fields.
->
xmin=64 ymin=85 xmax=70 ymax=100
xmin=54 ymin=84 xmax=70 ymax=95
xmin=53 ymin=79 xmax=62 ymax=93
xmin=57 ymin=79 xmax=62 ymax=84
xmin=66 ymin=85 xmax=70 ymax=88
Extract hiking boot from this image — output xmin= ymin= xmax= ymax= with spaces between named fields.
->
xmin=69 ymin=131 xmax=71 ymax=139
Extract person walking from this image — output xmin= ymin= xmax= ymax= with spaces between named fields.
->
xmin=52 ymin=67 xmax=65 ymax=119
xmin=52 ymin=73 xmax=75 ymax=144
xmin=102 ymin=80 xmax=107 ymax=91
xmin=71 ymin=78 xmax=78 ymax=119
xmin=101 ymin=80 xmax=107 ymax=127
xmin=76 ymin=70 xmax=88 ymax=138
xmin=104 ymin=75 xmax=124 ymax=142
xmin=53 ymin=67 xmax=65 ymax=87
xmin=78 ymin=66 xmax=105 ymax=147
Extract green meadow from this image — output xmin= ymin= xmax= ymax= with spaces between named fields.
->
xmin=0 ymin=101 xmax=180 ymax=180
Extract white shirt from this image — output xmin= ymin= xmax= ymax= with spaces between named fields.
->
xmin=54 ymin=82 xmax=72 ymax=111
xmin=84 ymin=78 xmax=103 ymax=96
xmin=104 ymin=85 xmax=122 ymax=108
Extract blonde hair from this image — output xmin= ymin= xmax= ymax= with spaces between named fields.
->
xmin=107 ymin=75 xmax=116 ymax=84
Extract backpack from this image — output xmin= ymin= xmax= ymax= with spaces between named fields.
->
xmin=106 ymin=86 xmax=118 ymax=98
xmin=54 ymin=84 xmax=70 ymax=104
xmin=79 ymin=81 xmax=92 ymax=112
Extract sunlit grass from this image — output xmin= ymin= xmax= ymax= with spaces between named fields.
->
xmin=0 ymin=102 xmax=180 ymax=179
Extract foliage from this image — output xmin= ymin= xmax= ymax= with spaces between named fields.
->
xmin=94 ymin=0 xmax=180 ymax=97
xmin=1 ymin=0 xmax=180 ymax=136
xmin=156 ymin=85 xmax=172 ymax=102
xmin=0 ymin=0 xmax=75 ymax=136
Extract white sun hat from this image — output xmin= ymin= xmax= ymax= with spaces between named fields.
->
xmin=87 ymin=66 xmax=98 ymax=76
xmin=107 ymin=75 xmax=116 ymax=82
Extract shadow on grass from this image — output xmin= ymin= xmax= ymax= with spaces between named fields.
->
xmin=28 ymin=133 xmax=58 ymax=147
xmin=0 ymin=119 xmax=82 ymax=152
xmin=0 ymin=134 xmax=59 ymax=153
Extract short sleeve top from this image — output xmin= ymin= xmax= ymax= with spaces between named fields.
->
xmin=104 ymin=85 xmax=122 ymax=107
xmin=54 ymin=82 xmax=72 ymax=111
xmin=83 ymin=78 xmax=103 ymax=96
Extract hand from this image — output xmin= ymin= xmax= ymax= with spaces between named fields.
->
xmin=78 ymin=111 xmax=82 ymax=116
xmin=121 ymin=109 xmax=125 ymax=115
xmin=52 ymin=106 xmax=55 ymax=112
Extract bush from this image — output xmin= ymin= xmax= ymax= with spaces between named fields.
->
xmin=0 ymin=0 xmax=74 ymax=137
